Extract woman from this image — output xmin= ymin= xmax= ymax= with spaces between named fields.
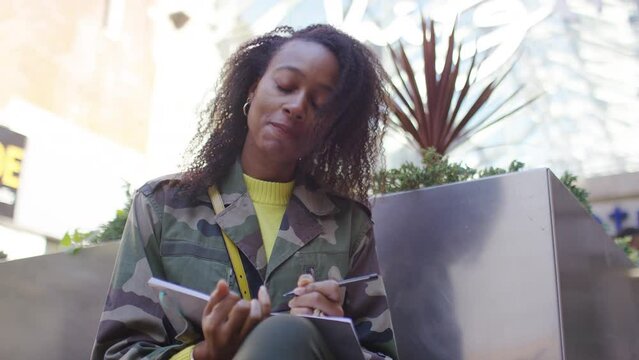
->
xmin=92 ymin=24 xmax=396 ymax=360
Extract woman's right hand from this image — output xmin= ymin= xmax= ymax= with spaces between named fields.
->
xmin=288 ymin=274 xmax=344 ymax=317
xmin=192 ymin=280 xmax=271 ymax=360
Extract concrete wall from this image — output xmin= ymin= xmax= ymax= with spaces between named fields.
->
xmin=0 ymin=242 xmax=119 ymax=359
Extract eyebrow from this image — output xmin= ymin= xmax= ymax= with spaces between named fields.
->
xmin=274 ymin=65 xmax=335 ymax=93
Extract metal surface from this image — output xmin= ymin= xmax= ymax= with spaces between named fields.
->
xmin=0 ymin=242 xmax=119 ymax=359
xmin=372 ymin=169 xmax=639 ymax=360
xmin=550 ymin=175 xmax=639 ymax=359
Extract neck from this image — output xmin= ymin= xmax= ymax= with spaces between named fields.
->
xmin=240 ymin=148 xmax=296 ymax=183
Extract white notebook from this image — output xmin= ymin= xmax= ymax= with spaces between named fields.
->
xmin=147 ymin=277 xmax=209 ymax=327
xmin=147 ymin=277 xmax=365 ymax=360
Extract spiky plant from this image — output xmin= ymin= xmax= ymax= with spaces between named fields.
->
xmin=386 ymin=15 xmax=539 ymax=154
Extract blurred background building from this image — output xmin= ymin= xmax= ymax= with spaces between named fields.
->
xmin=1 ymin=0 xmax=638 ymax=260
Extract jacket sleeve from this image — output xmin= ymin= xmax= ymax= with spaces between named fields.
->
xmin=343 ymin=209 xmax=399 ymax=360
xmin=91 ymin=188 xmax=191 ymax=359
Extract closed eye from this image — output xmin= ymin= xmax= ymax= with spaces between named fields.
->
xmin=276 ymin=84 xmax=294 ymax=94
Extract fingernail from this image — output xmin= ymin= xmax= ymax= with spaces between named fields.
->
xmin=298 ymin=274 xmax=314 ymax=286
xmin=250 ymin=299 xmax=260 ymax=317
xmin=237 ymin=299 xmax=248 ymax=307
xmin=258 ymin=286 xmax=270 ymax=302
xmin=293 ymin=287 xmax=305 ymax=296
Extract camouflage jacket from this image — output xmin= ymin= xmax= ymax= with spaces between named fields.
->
xmin=91 ymin=162 xmax=397 ymax=359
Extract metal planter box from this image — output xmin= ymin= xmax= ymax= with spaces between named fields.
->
xmin=372 ymin=169 xmax=639 ymax=360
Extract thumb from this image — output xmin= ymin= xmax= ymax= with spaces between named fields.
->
xmin=297 ymin=273 xmax=314 ymax=287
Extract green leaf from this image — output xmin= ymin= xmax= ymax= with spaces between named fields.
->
xmin=61 ymin=233 xmax=72 ymax=247
xmin=614 ymin=236 xmax=639 ymax=266
xmin=72 ymin=230 xmax=82 ymax=244
xmin=60 ymin=181 xmax=133 ymax=247
xmin=508 ymin=160 xmax=525 ymax=172
xmin=560 ymin=171 xmax=591 ymax=213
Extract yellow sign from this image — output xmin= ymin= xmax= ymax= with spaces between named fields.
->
xmin=0 ymin=144 xmax=24 ymax=190
xmin=0 ymin=127 xmax=26 ymax=219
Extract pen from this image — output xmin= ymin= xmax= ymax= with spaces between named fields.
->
xmin=282 ymin=273 xmax=378 ymax=297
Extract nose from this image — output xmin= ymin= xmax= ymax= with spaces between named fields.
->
xmin=283 ymin=93 xmax=306 ymax=121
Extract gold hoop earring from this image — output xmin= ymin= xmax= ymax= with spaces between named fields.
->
xmin=242 ymin=100 xmax=250 ymax=116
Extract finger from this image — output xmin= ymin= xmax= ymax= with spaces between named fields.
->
xmin=206 ymin=294 xmax=242 ymax=326
xmin=289 ymin=306 xmax=314 ymax=316
xmin=201 ymin=295 xmax=240 ymax=338
xmin=297 ymin=273 xmax=314 ymax=287
xmin=258 ymin=286 xmax=271 ymax=315
xmin=223 ymin=299 xmax=251 ymax=337
xmin=203 ymin=280 xmax=230 ymax=316
xmin=289 ymin=292 xmax=344 ymax=317
xmin=239 ymin=299 xmax=263 ymax=338
xmin=304 ymin=280 xmax=341 ymax=302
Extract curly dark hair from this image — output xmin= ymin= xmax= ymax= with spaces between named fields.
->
xmin=181 ymin=24 xmax=388 ymax=205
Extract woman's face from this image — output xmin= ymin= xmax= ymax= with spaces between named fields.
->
xmin=243 ymin=40 xmax=340 ymax=171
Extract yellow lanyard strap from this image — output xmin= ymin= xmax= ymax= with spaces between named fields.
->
xmin=208 ymin=186 xmax=251 ymax=300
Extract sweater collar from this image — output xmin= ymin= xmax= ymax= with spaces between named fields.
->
xmin=218 ymin=160 xmax=339 ymax=216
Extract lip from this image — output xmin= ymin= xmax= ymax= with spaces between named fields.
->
xmin=269 ymin=121 xmax=296 ymax=137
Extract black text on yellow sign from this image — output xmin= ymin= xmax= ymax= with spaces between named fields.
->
xmin=0 ymin=144 xmax=24 ymax=190
xmin=0 ymin=127 xmax=27 ymax=219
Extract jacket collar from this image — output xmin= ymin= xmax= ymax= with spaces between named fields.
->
xmin=218 ymin=161 xmax=339 ymax=215
xmin=213 ymin=160 xmax=339 ymax=281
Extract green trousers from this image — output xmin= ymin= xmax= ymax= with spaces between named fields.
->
xmin=234 ymin=315 xmax=336 ymax=360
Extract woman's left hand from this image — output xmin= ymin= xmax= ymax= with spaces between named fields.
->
xmin=288 ymin=274 xmax=344 ymax=317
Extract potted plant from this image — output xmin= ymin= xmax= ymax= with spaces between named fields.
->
xmin=385 ymin=15 xmax=539 ymax=155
